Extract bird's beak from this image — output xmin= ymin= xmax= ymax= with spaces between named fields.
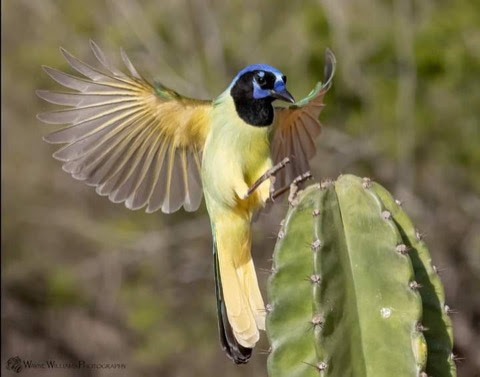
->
xmin=270 ymin=89 xmax=295 ymax=103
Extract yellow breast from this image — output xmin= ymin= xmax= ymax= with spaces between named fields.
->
xmin=202 ymin=94 xmax=273 ymax=214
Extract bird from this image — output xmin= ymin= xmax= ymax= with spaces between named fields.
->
xmin=37 ymin=41 xmax=336 ymax=364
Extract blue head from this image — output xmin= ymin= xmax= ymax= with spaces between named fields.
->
xmin=229 ymin=64 xmax=294 ymax=127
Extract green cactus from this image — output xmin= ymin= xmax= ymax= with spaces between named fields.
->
xmin=266 ymin=174 xmax=456 ymax=377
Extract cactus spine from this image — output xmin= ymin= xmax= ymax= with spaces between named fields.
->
xmin=267 ymin=175 xmax=456 ymax=377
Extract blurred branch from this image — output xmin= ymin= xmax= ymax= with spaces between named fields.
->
xmin=319 ymin=0 xmax=374 ymax=104
xmin=187 ymin=0 xmax=227 ymax=78
xmin=393 ymin=0 xmax=417 ymax=192
xmin=107 ymin=0 xmax=208 ymax=96
xmin=320 ymin=128 xmax=380 ymax=170
xmin=74 ymin=216 xmax=210 ymax=281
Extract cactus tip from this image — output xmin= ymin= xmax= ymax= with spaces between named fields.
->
xmin=278 ymin=230 xmax=285 ymax=239
xmin=289 ymin=198 xmax=300 ymax=207
xmin=311 ymin=314 xmax=325 ymax=327
xmin=444 ymin=304 xmax=457 ymax=315
xmin=320 ymin=178 xmax=334 ymax=190
xmin=380 ymin=307 xmax=392 ymax=318
xmin=419 ymin=372 xmax=429 ymax=377
xmin=395 ymin=198 xmax=403 ymax=207
xmin=395 ymin=244 xmax=409 ymax=255
xmin=303 ymin=361 xmax=328 ymax=372
xmin=416 ymin=322 xmax=429 ymax=332
xmin=258 ymin=346 xmax=272 ymax=355
xmin=451 ymin=353 xmax=464 ymax=363
xmin=310 ymin=274 xmax=321 ymax=284
xmin=316 ymin=362 xmax=328 ymax=371
xmin=311 ymin=238 xmax=322 ymax=252
xmin=266 ymin=303 xmax=273 ymax=313
xmin=415 ymin=229 xmax=423 ymax=241
xmin=312 ymin=208 xmax=321 ymax=217
xmin=381 ymin=210 xmax=392 ymax=220
xmin=362 ymin=177 xmax=372 ymax=188
xmin=432 ymin=264 xmax=446 ymax=275
xmin=409 ymin=281 xmax=422 ymax=290
xmin=261 ymin=267 xmax=276 ymax=275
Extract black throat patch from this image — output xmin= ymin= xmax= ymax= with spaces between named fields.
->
xmin=230 ymin=71 xmax=275 ymax=127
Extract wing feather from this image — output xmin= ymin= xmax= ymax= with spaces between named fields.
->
xmin=38 ymin=42 xmax=211 ymax=213
xmin=38 ymin=101 xmax=141 ymax=125
xmin=125 ymin=133 xmax=163 ymax=208
xmin=120 ymin=48 xmax=142 ymax=80
xmin=89 ymin=40 xmax=125 ymax=77
xmin=65 ymin=112 xmax=152 ymax=178
xmin=185 ymin=149 xmax=203 ymax=211
xmin=113 ymin=150 xmax=146 ymax=202
xmin=43 ymin=106 xmax=146 ymax=144
xmin=60 ymin=47 xmax=138 ymax=87
xmin=272 ymin=49 xmax=336 ymax=188
xmin=179 ymin=149 xmax=190 ymax=208
xmin=166 ymin=150 xmax=186 ymax=213
xmin=42 ymin=66 xmax=134 ymax=92
xmin=296 ymin=117 xmax=317 ymax=155
xmin=109 ymin=122 xmax=160 ymax=200
xmin=52 ymin=111 xmax=145 ymax=162
xmin=146 ymin=143 xmax=170 ymax=213
xmin=101 ymin=120 xmax=159 ymax=195
xmin=36 ymin=90 xmax=128 ymax=107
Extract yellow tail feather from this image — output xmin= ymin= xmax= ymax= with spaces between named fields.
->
xmin=214 ymin=213 xmax=265 ymax=348
xmin=239 ymin=258 xmax=266 ymax=331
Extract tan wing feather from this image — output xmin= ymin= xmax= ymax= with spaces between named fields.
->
xmin=271 ymin=49 xmax=336 ymax=188
xmin=37 ymin=41 xmax=211 ymax=213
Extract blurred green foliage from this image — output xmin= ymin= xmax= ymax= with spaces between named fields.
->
xmin=46 ymin=269 xmax=87 ymax=308
xmin=2 ymin=1 xmax=479 ymax=376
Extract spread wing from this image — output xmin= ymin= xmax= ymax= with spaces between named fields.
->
xmin=271 ymin=49 xmax=336 ymax=188
xmin=37 ymin=41 xmax=211 ymax=213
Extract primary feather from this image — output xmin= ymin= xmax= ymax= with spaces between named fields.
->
xmin=37 ymin=40 xmax=211 ymax=213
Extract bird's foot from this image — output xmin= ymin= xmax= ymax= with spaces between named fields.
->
xmin=268 ymin=171 xmax=312 ymax=205
xmin=243 ymin=157 xmax=291 ymax=199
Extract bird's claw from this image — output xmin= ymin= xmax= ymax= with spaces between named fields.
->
xmin=244 ymin=157 xmax=291 ymax=199
xmin=268 ymin=171 xmax=313 ymax=204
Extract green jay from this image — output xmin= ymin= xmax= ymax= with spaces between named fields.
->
xmin=37 ymin=41 xmax=335 ymax=364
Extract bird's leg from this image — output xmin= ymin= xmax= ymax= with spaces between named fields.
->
xmin=243 ymin=157 xmax=291 ymax=199
xmin=269 ymin=171 xmax=312 ymax=204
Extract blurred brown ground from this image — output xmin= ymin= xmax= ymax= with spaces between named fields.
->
xmin=2 ymin=1 xmax=479 ymax=376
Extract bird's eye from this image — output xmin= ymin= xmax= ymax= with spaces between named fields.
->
xmin=256 ymin=72 xmax=266 ymax=85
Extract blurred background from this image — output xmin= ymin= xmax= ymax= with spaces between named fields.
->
xmin=2 ymin=0 xmax=479 ymax=376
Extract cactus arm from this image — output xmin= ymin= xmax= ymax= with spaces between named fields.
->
xmin=267 ymin=175 xmax=428 ymax=377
